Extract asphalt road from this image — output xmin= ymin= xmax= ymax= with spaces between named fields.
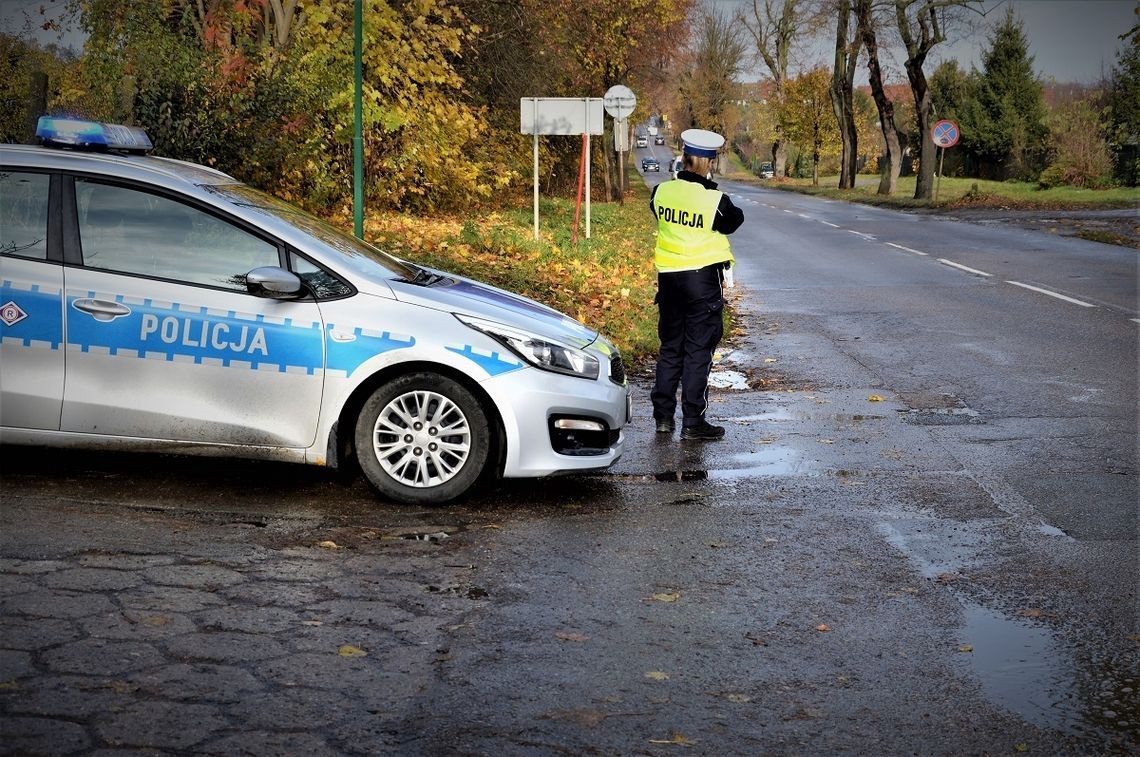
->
xmin=1 ymin=162 xmax=1137 ymax=754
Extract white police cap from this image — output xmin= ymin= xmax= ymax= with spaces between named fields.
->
xmin=680 ymin=128 xmax=725 ymax=158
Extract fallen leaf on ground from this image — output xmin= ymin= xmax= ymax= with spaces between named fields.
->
xmin=935 ymin=572 xmax=959 ymax=583
xmin=555 ymin=631 xmax=590 ymax=642
xmin=1014 ymin=743 xmax=1028 ymax=753
xmin=649 ymin=732 xmax=694 ymax=745
xmin=316 ymin=540 xmax=342 ymax=550
xmin=744 ymin=632 xmax=768 ymax=646
xmin=764 ymin=358 xmax=778 ymax=363
xmin=140 ymin=615 xmax=169 ymax=627
xmin=867 ymin=394 xmax=885 ymax=402
xmin=541 ymin=708 xmax=608 ymax=727
xmin=645 ymin=671 xmax=670 ymax=681
xmin=756 ymin=437 xmax=777 ymax=444
xmin=338 ymin=644 xmax=367 ymax=658
xmin=817 ymin=438 xmax=835 ymax=444
xmin=651 ymin=592 xmax=681 ymax=603
xmin=815 ymin=624 xmax=831 ymax=632
xmin=1016 ymin=608 xmax=1050 ymax=618
xmin=958 ymin=644 xmax=974 ymax=653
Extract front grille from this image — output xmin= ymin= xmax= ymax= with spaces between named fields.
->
xmin=609 ymin=354 xmax=626 ymax=385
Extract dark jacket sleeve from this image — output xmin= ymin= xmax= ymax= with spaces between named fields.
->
xmin=648 ymin=184 xmax=659 ymax=218
xmin=712 ymin=194 xmax=744 ymax=235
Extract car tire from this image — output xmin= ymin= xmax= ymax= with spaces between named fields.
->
xmin=354 ymin=372 xmax=491 ymax=505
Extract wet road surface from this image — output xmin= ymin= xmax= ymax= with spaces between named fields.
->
xmin=2 ymin=183 xmax=1138 ymax=753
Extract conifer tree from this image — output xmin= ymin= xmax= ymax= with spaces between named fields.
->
xmin=1106 ymin=36 xmax=1140 ymax=186
xmin=959 ymin=7 xmax=1048 ymax=180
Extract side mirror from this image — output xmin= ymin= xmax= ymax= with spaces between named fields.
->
xmin=246 ymin=266 xmax=303 ymax=299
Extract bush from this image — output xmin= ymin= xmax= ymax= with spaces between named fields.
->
xmin=1042 ymin=99 xmax=1115 ymax=189
xmin=1037 ymin=165 xmax=1065 ymax=189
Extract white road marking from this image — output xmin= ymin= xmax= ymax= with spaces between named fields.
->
xmin=1131 ymin=319 xmax=1140 ymax=324
xmin=848 ymin=230 xmax=876 ymax=240
xmin=886 ymin=242 xmax=928 ymax=256
xmin=1007 ymin=281 xmax=1097 ymax=308
xmin=796 ymin=213 xmax=811 ymax=219
xmin=820 ymin=221 xmax=840 ymax=228
xmin=782 ymin=209 xmax=794 ymax=213
xmin=937 ymin=258 xmax=992 ymax=277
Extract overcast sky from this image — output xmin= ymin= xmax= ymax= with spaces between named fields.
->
xmin=2 ymin=0 xmax=1135 ymax=84
xmin=723 ymin=0 xmax=1135 ymax=84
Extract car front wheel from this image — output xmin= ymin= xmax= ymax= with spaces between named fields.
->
xmin=354 ymin=372 xmax=491 ymax=504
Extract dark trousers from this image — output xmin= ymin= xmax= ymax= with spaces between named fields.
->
xmin=651 ymin=264 xmax=724 ymax=427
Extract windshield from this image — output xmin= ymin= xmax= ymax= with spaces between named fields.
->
xmin=205 ymin=184 xmax=418 ymax=281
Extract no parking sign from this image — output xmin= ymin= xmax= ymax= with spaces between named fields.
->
xmin=931 ymin=119 xmax=960 ymax=148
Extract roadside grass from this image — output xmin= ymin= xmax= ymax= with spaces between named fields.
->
xmin=356 ymin=184 xmax=662 ymax=368
xmin=724 ymin=153 xmax=1139 ymax=211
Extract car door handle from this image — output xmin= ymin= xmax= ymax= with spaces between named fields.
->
xmin=72 ymin=298 xmax=131 ymax=322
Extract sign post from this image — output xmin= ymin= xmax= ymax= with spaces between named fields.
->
xmin=930 ymin=119 xmax=960 ymax=203
xmin=603 ymin=85 xmax=637 ymax=203
xmin=520 ymin=97 xmax=604 ymax=240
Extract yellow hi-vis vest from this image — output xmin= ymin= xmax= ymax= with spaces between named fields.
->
xmin=653 ymin=179 xmax=734 ymax=272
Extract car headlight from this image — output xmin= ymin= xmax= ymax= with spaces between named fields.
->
xmin=456 ymin=315 xmax=600 ymax=380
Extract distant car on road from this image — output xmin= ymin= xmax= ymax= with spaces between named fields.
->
xmin=641 ymin=157 xmax=660 ymax=172
xmin=670 ymin=156 xmax=683 ymax=178
xmin=759 ymin=161 xmax=775 ymax=179
xmin=654 ymin=135 xmax=665 ymax=145
xmin=635 ymin=135 xmax=648 ymax=148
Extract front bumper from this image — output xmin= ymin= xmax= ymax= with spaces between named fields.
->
xmin=481 ymin=355 xmax=629 ymax=478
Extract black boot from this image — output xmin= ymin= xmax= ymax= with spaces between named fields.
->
xmin=680 ymin=420 xmax=725 ymax=441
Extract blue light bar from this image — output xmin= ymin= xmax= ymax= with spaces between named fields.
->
xmin=35 ymin=116 xmax=153 ymax=153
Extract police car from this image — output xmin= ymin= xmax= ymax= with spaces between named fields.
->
xmin=0 ymin=118 xmax=630 ymax=504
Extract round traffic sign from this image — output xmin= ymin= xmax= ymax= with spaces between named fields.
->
xmin=931 ymin=119 xmax=960 ymax=148
xmin=603 ymin=85 xmax=636 ymax=120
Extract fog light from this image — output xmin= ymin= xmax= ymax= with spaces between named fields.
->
xmin=553 ymin=418 xmax=605 ymax=431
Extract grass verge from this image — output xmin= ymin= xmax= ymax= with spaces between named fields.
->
xmin=724 ymin=155 xmax=1139 ymax=211
xmin=776 ymin=175 xmax=1138 ymax=210
xmin=354 ymin=184 xmax=662 ymax=369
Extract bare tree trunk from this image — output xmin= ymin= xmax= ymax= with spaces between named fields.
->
xmin=908 ymin=63 xmax=936 ymax=199
xmin=773 ymin=139 xmax=787 ymax=177
xmin=857 ymin=0 xmax=901 ymax=195
xmin=895 ymin=0 xmax=960 ymax=201
xmin=830 ymin=0 xmax=858 ymax=189
xmin=741 ymin=0 xmax=805 ymax=180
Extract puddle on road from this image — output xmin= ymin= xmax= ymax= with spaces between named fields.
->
xmin=649 ymin=447 xmax=820 ymax=483
xmin=876 ymin=520 xmax=991 ymax=579
xmin=879 ymin=519 xmax=1139 ymax=745
xmin=960 ymin=602 xmax=1140 ymax=743
xmin=960 ymin=602 xmax=1080 ymax=734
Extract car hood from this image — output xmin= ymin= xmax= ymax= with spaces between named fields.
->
xmin=388 ymin=269 xmax=599 ymax=350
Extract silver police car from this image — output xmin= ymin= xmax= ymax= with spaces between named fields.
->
xmin=0 ymin=118 xmax=629 ymax=504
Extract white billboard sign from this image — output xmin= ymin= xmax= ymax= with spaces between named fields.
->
xmin=520 ymin=98 xmax=604 ymax=136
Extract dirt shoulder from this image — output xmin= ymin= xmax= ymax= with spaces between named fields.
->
xmin=909 ymin=206 xmax=1140 ymax=249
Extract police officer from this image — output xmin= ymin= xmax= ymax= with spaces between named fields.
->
xmin=649 ymin=129 xmax=744 ymax=441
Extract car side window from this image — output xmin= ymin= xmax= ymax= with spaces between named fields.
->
xmin=0 ymin=171 xmax=50 ymax=260
xmin=289 ymin=251 xmax=353 ymax=300
xmin=75 ymin=179 xmax=279 ymax=291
